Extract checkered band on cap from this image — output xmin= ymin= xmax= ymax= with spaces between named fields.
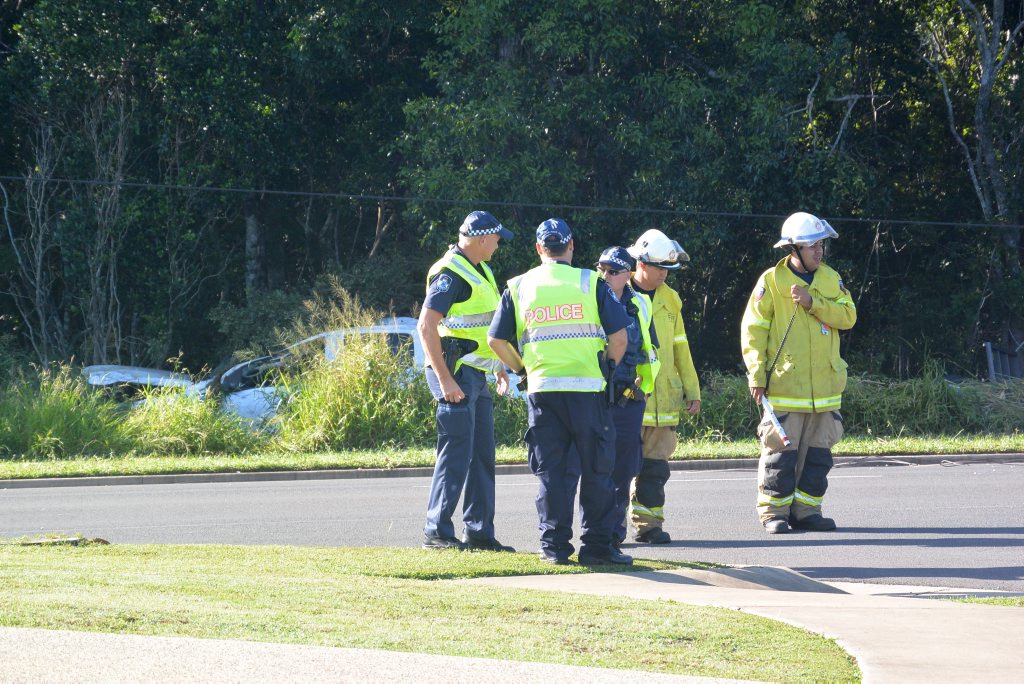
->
xmin=536 ymin=218 xmax=572 ymax=245
xmin=460 ymin=223 xmax=505 ymax=236
xmin=598 ymin=246 xmax=636 ymax=272
xmin=459 ymin=211 xmax=505 ymax=237
xmin=600 ymin=255 xmax=631 ymax=271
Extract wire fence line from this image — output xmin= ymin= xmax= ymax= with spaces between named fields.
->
xmin=0 ymin=174 xmax=1020 ymax=231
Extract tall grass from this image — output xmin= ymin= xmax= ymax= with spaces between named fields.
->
xmin=120 ymin=388 xmax=265 ymax=455
xmin=2 ymin=283 xmax=1020 ymax=460
xmin=677 ymin=363 xmax=1023 ymax=440
xmin=0 ymin=365 xmax=131 ymax=458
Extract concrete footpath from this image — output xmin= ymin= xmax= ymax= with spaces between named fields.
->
xmin=2 ymin=565 xmax=1022 ymax=682
xmin=471 ymin=567 xmax=1024 ymax=683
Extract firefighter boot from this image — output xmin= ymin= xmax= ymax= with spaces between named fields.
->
xmin=790 ymin=514 xmax=837 ymax=531
xmin=764 ymin=518 xmax=791 ymax=534
xmin=635 ymin=528 xmax=671 ymax=544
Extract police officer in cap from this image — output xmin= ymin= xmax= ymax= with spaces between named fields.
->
xmin=596 ymin=246 xmax=661 ymax=548
xmin=488 ymin=219 xmax=632 ymax=565
xmin=419 ymin=210 xmax=516 ymax=551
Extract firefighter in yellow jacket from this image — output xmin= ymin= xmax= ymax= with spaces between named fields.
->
xmin=626 ymin=229 xmax=701 ymax=544
xmin=741 ymin=212 xmax=856 ymax=534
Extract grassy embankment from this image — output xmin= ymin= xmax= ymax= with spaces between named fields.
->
xmin=0 ymin=542 xmax=860 ymax=682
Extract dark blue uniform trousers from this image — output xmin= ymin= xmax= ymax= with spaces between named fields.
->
xmin=525 ymin=391 xmax=616 ymax=559
xmin=610 ymin=398 xmax=645 ymax=544
xmin=423 ymin=366 xmax=496 ymax=541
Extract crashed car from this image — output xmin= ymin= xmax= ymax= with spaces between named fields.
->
xmin=83 ymin=316 xmax=520 ymax=427
xmin=83 ymin=317 xmax=423 ymax=425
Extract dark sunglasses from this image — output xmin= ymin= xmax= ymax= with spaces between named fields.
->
xmin=599 ymin=267 xmax=626 ymax=276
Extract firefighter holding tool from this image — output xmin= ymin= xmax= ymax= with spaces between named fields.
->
xmin=741 ymin=212 xmax=856 ymax=534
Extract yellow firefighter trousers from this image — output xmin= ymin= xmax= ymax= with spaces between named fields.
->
xmin=756 ymin=411 xmax=844 ymax=523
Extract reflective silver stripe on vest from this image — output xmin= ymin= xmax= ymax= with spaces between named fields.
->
xmin=459 ymin=354 xmax=504 ymax=372
xmin=440 ymin=312 xmax=494 ymax=329
xmin=519 ymin=323 xmax=606 ymax=347
xmin=531 ymin=376 xmax=605 ymax=391
xmin=633 ymin=292 xmax=649 ymax=321
xmin=446 ymin=257 xmax=482 ymax=285
xmin=580 ymin=269 xmax=591 ymax=294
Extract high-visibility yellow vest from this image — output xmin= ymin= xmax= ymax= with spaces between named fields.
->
xmin=628 ymin=289 xmax=661 ymax=394
xmin=642 ymin=284 xmax=700 ymax=426
xmin=426 ymin=249 xmax=503 ymax=373
xmin=509 ymin=263 xmax=606 ymax=393
xmin=741 ymin=256 xmax=856 ymax=412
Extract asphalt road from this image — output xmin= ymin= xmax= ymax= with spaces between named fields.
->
xmin=2 ymin=461 xmax=1022 ymax=592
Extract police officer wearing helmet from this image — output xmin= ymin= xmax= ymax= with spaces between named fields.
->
xmin=419 ymin=210 xmax=516 ymax=552
xmin=741 ymin=212 xmax=856 ymax=534
xmin=596 ymin=246 xmax=661 ymax=548
xmin=626 ymin=229 xmax=701 ymax=545
xmin=488 ymin=219 xmax=632 ymax=565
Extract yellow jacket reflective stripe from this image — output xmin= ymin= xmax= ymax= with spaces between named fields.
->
xmin=642 ymin=283 xmax=700 ymax=427
xmin=740 ymin=257 xmax=856 ymax=413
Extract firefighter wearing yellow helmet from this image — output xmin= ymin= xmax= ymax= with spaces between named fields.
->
xmin=741 ymin=212 xmax=856 ymax=534
xmin=625 ymin=228 xmax=701 ymax=545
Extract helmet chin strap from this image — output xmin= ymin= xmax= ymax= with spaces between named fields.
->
xmin=790 ymin=243 xmax=813 ymax=274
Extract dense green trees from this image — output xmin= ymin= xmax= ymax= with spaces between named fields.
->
xmin=1 ymin=0 xmax=1021 ymax=377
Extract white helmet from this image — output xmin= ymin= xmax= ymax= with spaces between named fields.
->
xmin=627 ymin=229 xmax=689 ymax=270
xmin=773 ymin=212 xmax=838 ymax=248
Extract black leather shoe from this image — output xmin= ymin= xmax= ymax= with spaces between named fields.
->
xmin=422 ymin=535 xmax=466 ymax=550
xmin=634 ymin=528 xmax=671 ymax=544
xmin=463 ymin=537 xmax=516 ymax=552
xmin=578 ymin=549 xmax=633 ymax=566
xmin=790 ymin=514 xmax=837 ymax=531
xmin=764 ymin=519 xmax=790 ymax=534
xmin=539 ymin=551 xmax=573 ymax=565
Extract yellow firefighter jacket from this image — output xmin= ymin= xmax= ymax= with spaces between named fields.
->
xmin=741 ymin=256 xmax=856 ymax=413
xmin=642 ymin=283 xmax=701 ymax=426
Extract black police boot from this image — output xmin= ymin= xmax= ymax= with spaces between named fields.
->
xmin=763 ymin=518 xmax=791 ymax=534
xmin=578 ymin=548 xmax=634 ymax=566
xmin=422 ymin=534 xmax=466 ymax=550
xmin=790 ymin=514 xmax=837 ymax=531
xmin=462 ymin=536 xmax=516 ymax=552
xmin=538 ymin=550 xmax=573 ymax=565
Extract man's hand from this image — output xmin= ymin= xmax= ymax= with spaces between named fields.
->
xmin=686 ymin=399 xmax=701 ymax=416
xmin=790 ymin=284 xmax=812 ymax=310
xmin=495 ymin=369 xmax=509 ymax=397
xmin=440 ymin=376 xmax=464 ymax=403
xmin=750 ymin=387 xmax=765 ymax=403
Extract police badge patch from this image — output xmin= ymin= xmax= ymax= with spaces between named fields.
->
xmin=433 ymin=274 xmax=452 ymax=293
xmin=755 ymin=286 xmax=766 ymax=302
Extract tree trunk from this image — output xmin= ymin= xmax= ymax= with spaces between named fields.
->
xmin=244 ymin=195 xmax=264 ymax=303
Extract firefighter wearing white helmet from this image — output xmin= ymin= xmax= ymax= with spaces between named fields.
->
xmin=624 ymin=228 xmax=700 ymax=545
xmin=741 ymin=212 xmax=856 ymax=534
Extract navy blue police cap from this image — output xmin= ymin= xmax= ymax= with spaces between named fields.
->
xmin=597 ymin=246 xmax=636 ymax=272
xmin=535 ymin=218 xmax=572 ymax=245
xmin=459 ymin=211 xmax=514 ymax=240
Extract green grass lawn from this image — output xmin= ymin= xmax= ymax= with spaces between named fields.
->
xmin=0 ymin=543 xmax=859 ymax=682
xmin=1 ymin=434 xmax=1021 ymax=480
xmin=955 ymin=596 xmax=1024 ymax=608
